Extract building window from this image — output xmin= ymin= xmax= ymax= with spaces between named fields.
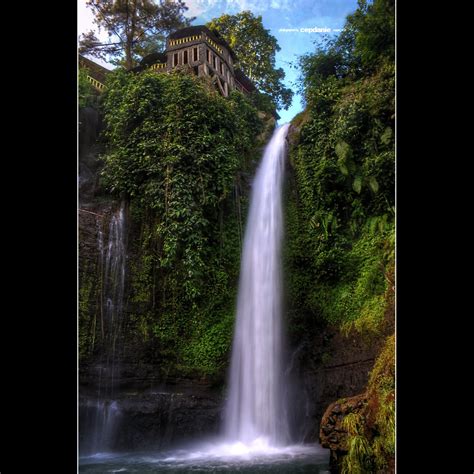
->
xmin=206 ymin=49 xmax=210 ymax=63
xmin=193 ymin=47 xmax=198 ymax=62
xmin=183 ymin=50 xmax=188 ymax=64
xmin=173 ymin=53 xmax=178 ymax=66
xmin=220 ymin=62 xmax=223 ymax=75
xmin=213 ymin=55 xmax=217 ymax=70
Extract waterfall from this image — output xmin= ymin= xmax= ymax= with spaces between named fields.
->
xmin=103 ymin=202 xmax=127 ymax=394
xmin=84 ymin=202 xmax=127 ymax=454
xmin=224 ymin=123 xmax=290 ymax=446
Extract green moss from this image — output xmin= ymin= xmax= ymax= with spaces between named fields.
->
xmin=79 ymin=67 xmax=101 ymax=109
xmin=79 ymin=69 xmax=264 ymax=379
xmin=341 ymin=435 xmax=373 ymax=474
xmin=339 ymin=335 xmax=395 ymax=472
xmin=182 ymin=313 xmax=234 ymax=376
xmin=79 ymin=260 xmax=101 ymax=359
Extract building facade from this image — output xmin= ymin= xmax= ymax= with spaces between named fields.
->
xmin=80 ymin=25 xmax=255 ymax=97
xmin=139 ymin=25 xmax=255 ymax=97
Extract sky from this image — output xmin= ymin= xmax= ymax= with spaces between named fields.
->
xmin=78 ymin=0 xmax=358 ymax=123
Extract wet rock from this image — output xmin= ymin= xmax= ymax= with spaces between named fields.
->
xmin=79 ymin=383 xmax=223 ymax=453
xmin=319 ymin=393 xmax=367 ymax=472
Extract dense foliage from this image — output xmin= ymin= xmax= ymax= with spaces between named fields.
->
xmin=286 ymin=0 xmax=395 ymax=342
xmin=285 ymin=0 xmax=395 ymax=469
xmin=91 ymin=69 xmax=265 ymax=377
xmin=207 ymin=11 xmax=293 ymax=110
xmin=341 ymin=335 xmax=395 ymax=473
xmin=79 ymin=67 xmax=101 ymax=108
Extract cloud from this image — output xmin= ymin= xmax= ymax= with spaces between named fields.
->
xmin=185 ymin=0 xmax=221 ymax=18
xmin=185 ymin=0 xmax=293 ymax=20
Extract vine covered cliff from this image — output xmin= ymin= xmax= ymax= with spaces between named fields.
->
xmin=285 ymin=0 xmax=395 ymax=470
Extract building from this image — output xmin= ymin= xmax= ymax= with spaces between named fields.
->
xmin=79 ymin=55 xmax=111 ymax=92
xmin=80 ymin=25 xmax=256 ymax=97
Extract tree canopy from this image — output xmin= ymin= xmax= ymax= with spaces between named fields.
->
xmin=298 ymin=0 xmax=395 ymax=103
xmin=91 ymin=69 xmax=264 ymax=375
xmin=207 ymin=11 xmax=293 ymax=111
xmin=79 ymin=0 xmax=194 ymax=70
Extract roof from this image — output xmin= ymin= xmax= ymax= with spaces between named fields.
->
xmin=168 ymin=25 xmax=237 ymax=60
xmin=234 ymin=68 xmax=256 ymax=93
xmin=79 ymin=54 xmax=110 ymax=84
xmin=140 ymin=52 xmax=167 ymax=66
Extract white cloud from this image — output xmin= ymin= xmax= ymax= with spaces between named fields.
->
xmin=77 ymin=0 xmax=108 ymax=40
xmin=270 ymin=0 xmax=291 ymax=11
xmin=185 ymin=0 xmax=293 ymax=20
xmin=78 ymin=0 xmax=94 ymax=35
xmin=185 ymin=0 xmax=225 ymax=18
xmin=226 ymin=0 xmax=291 ymax=13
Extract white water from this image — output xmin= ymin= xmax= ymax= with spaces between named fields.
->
xmin=224 ymin=123 xmax=290 ymax=446
xmin=83 ymin=203 xmax=127 ymax=454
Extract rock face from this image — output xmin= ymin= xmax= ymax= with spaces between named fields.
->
xmin=319 ymin=393 xmax=367 ymax=471
xmin=78 ymin=102 xmax=391 ymax=459
xmin=79 ymin=106 xmax=105 ymax=205
xmin=317 ymin=332 xmax=395 ymax=474
xmin=292 ymin=274 xmax=395 ymax=446
xmin=79 ymin=381 xmax=223 ymax=453
xmin=295 ymin=327 xmax=384 ymax=442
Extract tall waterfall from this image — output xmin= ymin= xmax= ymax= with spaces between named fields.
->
xmin=224 ymin=123 xmax=290 ymax=446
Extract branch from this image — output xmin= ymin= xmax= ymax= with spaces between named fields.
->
xmin=79 ymin=209 xmax=105 ymax=218
xmin=89 ymin=1 xmax=126 ymax=43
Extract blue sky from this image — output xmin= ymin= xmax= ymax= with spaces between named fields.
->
xmin=78 ymin=0 xmax=358 ymax=123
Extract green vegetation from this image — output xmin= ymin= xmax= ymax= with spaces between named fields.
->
xmin=79 ymin=68 xmax=266 ymax=379
xmin=79 ymin=67 xmax=100 ymax=108
xmin=286 ymin=0 xmax=395 ymax=469
xmin=340 ymin=335 xmax=395 ymax=473
xmin=207 ymin=11 xmax=293 ymax=110
xmin=79 ymin=4 xmax=394 ymax=462
xmin=285 ymin=0 xmax=395 ymax=344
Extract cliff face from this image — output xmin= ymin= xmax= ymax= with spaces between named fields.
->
xmin=297 ymin=326 xmax=387 ymax=441
xmin=79 ymin=101 xmax=393 ymax=462
xmin=79 ymin=382 xmax=223 ymax=453
xmin=79 ymin=107 xmax=105 ymax=205
xmin=79 ymin=106 xmax=227 ymax=451
xmin=78 ymin=102 xmax=277 ymax=450
xmin=284 ymin=105 xmax=395 ymax=471
xmin=319 ymin=335 xmax=395 ymax=473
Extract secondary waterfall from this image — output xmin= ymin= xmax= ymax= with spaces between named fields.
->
xmin=103 ymin=201 xmax=127 ymax=391
xmin=83 ymin=202 xmax=127 ymax=454
xmin=224 ymin=123 xmax=290 ymax=446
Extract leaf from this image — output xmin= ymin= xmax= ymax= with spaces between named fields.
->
xmin=339 ymin=162 xmax=349 ymax=176
xmin=346 ymin=158 xmax=357 ymax=174
xmin=353 ymin=175 xmax=362 ymax=194
xmin=335 ymin=141 xmax=352 ymax=161
xmin=380 ymin=127 xmax=392 ymax=145
xmin=368 ymin=176 xmax=379 ymax=193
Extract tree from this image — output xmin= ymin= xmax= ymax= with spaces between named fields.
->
xmin=207 ymin=11 xmax=293 ymax=110
xmin=79 ymin=0 xmax=194 ymax=70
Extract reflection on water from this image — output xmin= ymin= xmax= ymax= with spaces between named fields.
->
xmin=79 ymin=439 xmax=330 ymax=473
